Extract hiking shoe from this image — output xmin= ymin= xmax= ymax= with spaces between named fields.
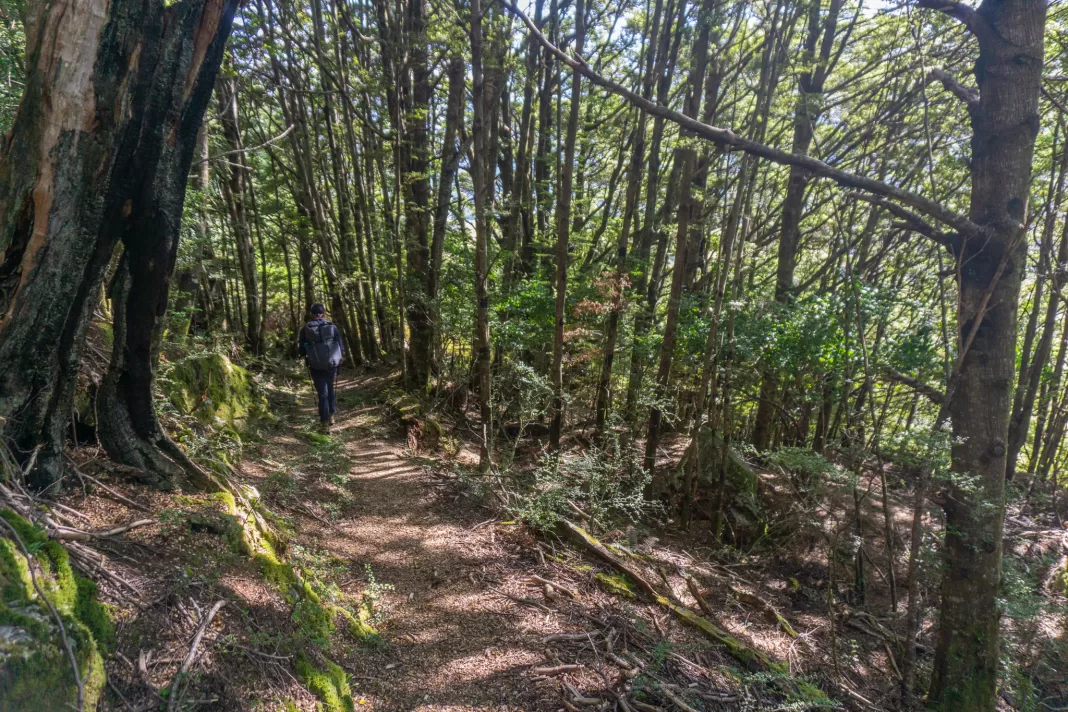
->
xmin=319 ymin=421 xmax=332 ymax=434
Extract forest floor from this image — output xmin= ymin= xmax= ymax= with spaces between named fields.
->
xmin=55 ymin=364 xmax=1067 ymax=712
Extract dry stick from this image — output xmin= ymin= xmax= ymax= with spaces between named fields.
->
xmin=0 ymin=515 xmax=84 ymax=712
xmin=67 ymin=462 xmax=153 ymax=513
xmin=167 ymin=600 xmax=226 ymax=712
xmin=531 ymin=574 xmax=580 ymax=599
xmin=52 ymin=519 xmax=155 ymax=541
xmin=658 ymin=684 xmax=701 ymax=712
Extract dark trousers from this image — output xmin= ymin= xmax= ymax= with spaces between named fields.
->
xmin=310 ymin=367 xmax=337 ymax=423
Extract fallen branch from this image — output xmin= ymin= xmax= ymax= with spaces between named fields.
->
xmin=52 ymin=518 xmax=155 ymax=541
xmin=658 ymin=684 xmax=701 ymax=712
xmin=559 ymin=520 xmax=783 ymax=673
xmin=727 ymin=584 xmax=798 ymax=638
xmin=167 ymin=600 xmax=225 ymax=712
xmin=532 ymin=574 xmax=581 ymax=599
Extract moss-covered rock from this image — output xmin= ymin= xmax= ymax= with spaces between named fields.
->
xmin=162 ymin=353 xmax=268 ymax=434
xmin=675 ymin=428 xmax=767 ymax=542
xmin=0 ymin=510 xmax=110 ymax=711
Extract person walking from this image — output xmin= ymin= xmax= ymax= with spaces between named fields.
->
xmin=299 ymin=303 xmax=343 ymax=431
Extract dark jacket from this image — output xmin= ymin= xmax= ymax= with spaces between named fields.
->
xmin=299 ymin=318 xmax=343 ymax=369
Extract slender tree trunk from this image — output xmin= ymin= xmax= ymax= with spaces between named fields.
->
xmin=217 ymin=77 xmax=264 ymax=357
xmin=471 ymin=0 xmax=493 ymax=470
xmin=548 ymin=0 xmax=584 ymax=450
xmin=752 ymin=0 xmax=843 ymax=450
xmin=644 ymin=0 xmax=715 ymax=472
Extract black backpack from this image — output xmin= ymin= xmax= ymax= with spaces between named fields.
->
xmin=303 ymin=320 xmax=342 ymax=370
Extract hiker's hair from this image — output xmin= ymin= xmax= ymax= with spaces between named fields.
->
xmin=310 ymin=303 xmax=326 ymax=316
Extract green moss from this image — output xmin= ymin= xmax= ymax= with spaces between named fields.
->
xmin=330 ymin=605 xmax=377 ymax=642
xmin=73 ymin=577 xmax=115 ymax=654
xmin=295 ymin=654 xmax=354 ymax=712
xmin=595 ymin=572 xmax=636 ymax=599
xmin=0 ymin=510 xmax=108 ymax=710
xmin=162 ymin=353 xmax=267 ymax=434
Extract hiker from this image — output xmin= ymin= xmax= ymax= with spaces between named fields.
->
xmin=299 ymin=303 xmax=343 ymax=431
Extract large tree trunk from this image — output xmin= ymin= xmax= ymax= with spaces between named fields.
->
xmin=0 ymin=0 xmax=237 ymax=487
xmin=927 ymin=0 xmax=1045 ymax=707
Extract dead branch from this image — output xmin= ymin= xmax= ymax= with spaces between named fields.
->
xmin=531 ymin=574 xmax=581 ymax=599
xmin=881 ymin=367 xmax=945 ymax=405
xmin=532 ymin=664 xmax=584 ymax=676
xmin=52 ymin=518 xmax=155 ymax=542
xmin=167 ymin=600 xmax=225 ymax=712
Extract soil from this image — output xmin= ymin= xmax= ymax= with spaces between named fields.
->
xmin=48 ymin=365 xmax=1067 ymax=712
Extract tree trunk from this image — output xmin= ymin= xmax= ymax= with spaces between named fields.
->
xmin=471 ymin=0 xmax=493 ymax=470
xmin=644 ymin=0 xmax=714 ymax=472
xmin=927 ymin=1 xmax=1045 ymax=708
xmin=0 ymin=0 xmax=237 ymax=487
xmin=752 ymin=0 xmax=842 ymax=451
xmin=217 ymin=77 xmax=264 ymax=357
xmin=548 ymin=0 xmax=583 ymax=450
xmin=401 ymin=0 xmax=433 ymax=389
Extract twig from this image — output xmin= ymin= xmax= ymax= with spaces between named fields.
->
xmin=532 ymin=574 xmax=580 ymax=599
xmin=0 ymin=515 xmax=84 ymax=711
xmin=167 ymin=600 xmax=225 ymax=712
xmin=532 ymin=663 xmax=584 ymax=676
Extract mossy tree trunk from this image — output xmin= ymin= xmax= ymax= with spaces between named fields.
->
xmin=0 ymin=0 xmax=238 ymax=487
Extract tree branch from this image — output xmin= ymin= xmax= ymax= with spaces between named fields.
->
xmin=927 ymin=67 xmax=979 ymax=107
xmin=917 ymin=0 xmax=977 ymax=30
xmin=500 ymin=0 xmax=981 ymax=238
xmin=882 ymin=367 xmax=945 ymax=406
xmin=193 ymin=125 xmax=295 ymax=166
xmin=846 ymin=192 xmax=960 ymax=250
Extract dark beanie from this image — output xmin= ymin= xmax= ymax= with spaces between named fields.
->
xmin=310 ymin=303 xmax=326 ymax=315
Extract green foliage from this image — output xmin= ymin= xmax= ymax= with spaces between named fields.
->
xmin=510 ymin=444 xmax=660 ymax=533
xmin=766 ymin=447 xmax=837 ymax=483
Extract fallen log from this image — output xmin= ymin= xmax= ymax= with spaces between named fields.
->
xmin=558 ymin=520 xmax=783 ymax=673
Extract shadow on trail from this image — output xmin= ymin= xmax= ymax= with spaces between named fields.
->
xmin=246 ymin=367 xmax=557 ymax=711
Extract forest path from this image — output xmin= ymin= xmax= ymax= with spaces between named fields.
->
xmin=246 ymin=367 xmax=560 ymax=711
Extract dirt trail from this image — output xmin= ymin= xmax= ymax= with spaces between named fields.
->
xmin=245 ymin=370 xmax=560 ymax=711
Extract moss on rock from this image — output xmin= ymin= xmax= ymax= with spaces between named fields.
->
xmin=162 ymin=353 xmax=267 ymax=434
xmin=0 ymin=510 xmax=110 ymax=710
